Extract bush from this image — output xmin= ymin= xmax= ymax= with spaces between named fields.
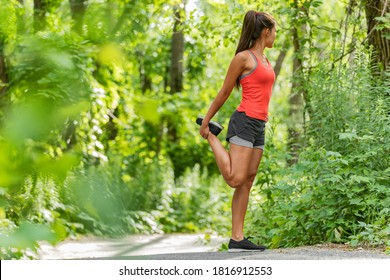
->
xmin=160 ymin=164 xmax=231 ymax=234
xmin=246 ymin=58 xmax=390 ymax=250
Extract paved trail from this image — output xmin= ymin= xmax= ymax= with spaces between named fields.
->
xmin=38 ymin=234 xmax=390 ymax=260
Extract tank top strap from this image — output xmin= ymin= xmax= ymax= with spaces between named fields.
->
xmin=238 ymin=50 xmax=258 ymax=81
xmin=247 ymin=49 xmax=258 ymax=63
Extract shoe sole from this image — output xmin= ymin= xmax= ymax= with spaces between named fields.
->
xmin=209 ymin=121 xmax=223 ymax=130
xmin=228 ymin=248 xmax=266 ymax=253
xmin=196 ymin=116 xmax=224 ymax=129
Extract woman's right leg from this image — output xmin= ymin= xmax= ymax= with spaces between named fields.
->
xmin=207 ymin=134 xmax=253 ymax=188
xmin=207 ymin=133 xmax=263 ymax=240
xmin=231 ymin=148 xmax=263 ymax=241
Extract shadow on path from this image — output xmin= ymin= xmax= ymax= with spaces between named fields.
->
xmin=110 ymin=235 xmax=168 ymax=258
xmin=39 ymin=234 xmax=390 ymax=260
xmin=38 ymin=234 xmax=226 ymax=260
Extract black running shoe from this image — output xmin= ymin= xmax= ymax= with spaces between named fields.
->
xmin=228 ymin=237 xmax=267 ymax=252
xmin=196 ymin=116 xmax=224 ymax=136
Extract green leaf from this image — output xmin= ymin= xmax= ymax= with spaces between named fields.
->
xmin=0 ymin=222 xmax=57 ymax=250
xmin=334 ymin=227 xmax=342 ymax=241
xmin=51 ymin=219 xmax=68 ymax=244
xmin=350 ymin=239 xmax=359 ymax=247
xmin=349 ymin=198 xmax=362 ymax=205
xmin=134 ymin=97 xmax=161 ymax=125
xmin=338 ymin=132 xmax=357 ymax=140
xmin=311 ymin=0 xmax=323 ymax=7
xmin=350 ymin=175 xmax=372 ymax=183
xmin=326 ymin=151 xmax=342 ymax=157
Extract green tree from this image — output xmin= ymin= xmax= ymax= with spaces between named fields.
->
xmin=364 ymin=0 xmax=390 ymax=73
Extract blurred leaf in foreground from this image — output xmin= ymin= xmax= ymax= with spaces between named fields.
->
xmin=0 ymin=222 xmax=58 ymax=250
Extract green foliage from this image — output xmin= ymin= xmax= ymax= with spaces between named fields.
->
xmin=0 ymin=174 xmax=72 ymax=259
xmin=246 ymin=54 xmax=390 ymax=250
xmin=0 ymin=222 xmax=57 ymax=259
xmin=160 ymin=164 xmax=231 ymax=234
xmin=1 ymin=0 xmax=389 ymax=259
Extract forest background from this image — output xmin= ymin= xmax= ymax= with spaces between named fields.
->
xmin=0 ymin=0 xmax=389 ymax=259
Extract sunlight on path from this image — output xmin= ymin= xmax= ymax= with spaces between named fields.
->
xmin=38 ymin=234 xmax=227 ymax=260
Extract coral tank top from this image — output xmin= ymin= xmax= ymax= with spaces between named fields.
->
xmin=237 ymin=50 xmax=275 ymax=121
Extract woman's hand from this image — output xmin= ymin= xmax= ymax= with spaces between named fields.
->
xmin=199 ymin=122 xmax=210 ymax=139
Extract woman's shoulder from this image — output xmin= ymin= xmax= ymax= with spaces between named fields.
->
xmin=234 ymin=50 xmax=251 ymax=63
xmin=235 ymin=50 xmax=251 ymax=59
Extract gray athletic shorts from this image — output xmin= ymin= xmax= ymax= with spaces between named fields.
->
xmin=226 ymin=110 xmax=266 ymax=150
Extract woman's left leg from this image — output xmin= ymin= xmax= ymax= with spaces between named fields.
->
xmin=231 ymin=148 xmax=263 ymax=241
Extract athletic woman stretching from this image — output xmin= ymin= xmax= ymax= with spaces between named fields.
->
xmin=197 ymin=11 xmax=276 ymax=252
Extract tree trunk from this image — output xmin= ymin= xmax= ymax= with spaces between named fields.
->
xmin=34 ymin=0 xmax=48 ymax=32
xmin=137 ymin=50 xmax=152 ymax=93
xmin=69 ymin=0 xmax=88 ymax=34
xmin=287 ymin=1 xmax=310 ymax=165
xmin=364 ymin=0 xmax=390 ymax=73
xmin=170 ymin=5 xmax=184 ymax=95
xmin=60 ymin=0 xmax=88 ymax=150
xmin=166 ymin=2 xmax=186 ymax=175
xmin=111 ymin=2 xmax=133 ymax=36
xmin=273 ymin=41 xmax=290 ymax=82
xmin=0 ymin=43 xmax=7 ymax=96
xmin=16 ymin=0 xmax=26 ymax=33
xmin=288 ymin=25 xmax=304 ymax=165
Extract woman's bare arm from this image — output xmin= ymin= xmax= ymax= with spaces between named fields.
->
xmin=200 ymin=52 xmax=248 ymax=138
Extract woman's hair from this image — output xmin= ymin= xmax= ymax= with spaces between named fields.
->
xmin=235 ymin=11 xmax=275 ymax=87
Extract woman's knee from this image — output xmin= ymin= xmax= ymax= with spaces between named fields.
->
xmin=223 ymin=169 xmax=257 ymax=189
xmin=225 ymin=174 xmax=248 ymax=189
xmin=239 ymin=172 xmax=256 ymax=190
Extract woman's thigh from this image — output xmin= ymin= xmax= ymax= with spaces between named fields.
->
xmin=249 ymin=148 xmax=263 ymax=175
xmin=228 ymin=143 xmax=257 ymax=183
xmin=228 ymin=143 xmax=263 ymax=186
xmin=248 ymin=148 xmax=263 ymax=187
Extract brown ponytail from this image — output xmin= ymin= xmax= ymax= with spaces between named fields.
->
xmin=235 ymin=11 xmax=275 ymax=88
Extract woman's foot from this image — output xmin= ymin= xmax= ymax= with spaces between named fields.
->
xmin=196 ymin=116 xmax=224 ymax=136
xmin=228 ymin=237 xmax=267 ymax=252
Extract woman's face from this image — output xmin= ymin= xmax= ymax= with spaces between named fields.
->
xmin=265 ymin=26 xmax=277 ymax=48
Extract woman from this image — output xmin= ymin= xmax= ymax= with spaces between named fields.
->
xmin=197 ymin=11 xmax=276 ymax=252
